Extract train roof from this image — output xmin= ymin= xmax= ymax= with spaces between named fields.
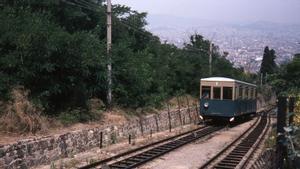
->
xmin=201 ymin=77 xmax=257 ymax=87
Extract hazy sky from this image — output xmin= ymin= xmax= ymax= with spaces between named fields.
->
xmin=113 ymin=0 xmax=300 ymax=24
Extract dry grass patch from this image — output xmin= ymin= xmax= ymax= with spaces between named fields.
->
xmin=0 ymin=86 xmax=49 ymax=134
xmin=167 ymin=94 xmax=198 ymax=108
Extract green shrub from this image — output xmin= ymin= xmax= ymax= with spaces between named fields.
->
xmin=58 ymin=108 xmax=91 ymax=126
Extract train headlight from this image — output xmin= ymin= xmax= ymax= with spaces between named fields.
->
xmin=204 ymin=102 xmax=209 ymax=108
xmin=229 ymin=117 xmax=235 ymax=122
xmin=199 ymin=115 xmax=203 ymax=120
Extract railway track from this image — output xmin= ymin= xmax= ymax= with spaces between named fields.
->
xmin=199 ymin=111 xmax=271 ymax=169
xmin=79 ymin=125 xmax=223 ymax=169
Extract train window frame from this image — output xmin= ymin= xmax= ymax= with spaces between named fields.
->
xmin=235 ymin=87 xmax=238 ymax=100
xmin=201 ymin=86 xmax=211 ymax=99
xmin=223 ymin=87 xmax=233 ymax=100
xmin=249 ymin=88 xmax=252 ymax=99
xmin=242 ymin=87 xmax=246 ymax=99
xmin=239 ymin=86 xmax=243 ymax=99
xmin=248 ymin=87 xmax=251 ymax=99
xmin=213 ymin=87 xmax=221 ymax=100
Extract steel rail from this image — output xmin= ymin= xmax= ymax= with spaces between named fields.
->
xmin=198 ymin=114 xmax=261 ymax=169
xmin=199 ymin=109 xmax=272 ymax=169
xmin=213 ymin=114 xmax=268 ymax=169
xmin=238 ymin=111 xmax=271 ymax=169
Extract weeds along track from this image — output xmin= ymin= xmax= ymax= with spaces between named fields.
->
xmin=79 ymin=125 xmax=223 ymax=169
xmin=199 ymin=111 xmax=271 ymax=169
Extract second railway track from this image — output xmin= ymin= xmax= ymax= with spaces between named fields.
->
xmin=199 ymin=110 xmax=271 ymax=169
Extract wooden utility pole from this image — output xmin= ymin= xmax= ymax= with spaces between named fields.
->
xmin=288 ymin=97 xmax=295 ymax=125
xmin=276 ymin=97 xmax=287 ymax=169
xmin=209 ymin=42 xmax=212 ymax=76
xmin=107 ymin=0 xmax=112 ymax=108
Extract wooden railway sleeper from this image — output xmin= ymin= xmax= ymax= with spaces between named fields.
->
xmin=148 ymin=150 xmax=164 ymax=154
xmin=142 ymin=152 xmax=158 ymax=156
xmin=117 ymin=161 xmax=134 ymax=166
xmin=217 ymin=161 xmax=238 ymax=166
xmin=109 ymin=164 xmax=128 ymax=169
xmin=156 ymin=147 xmax=170 ymax=151
xmin=136 ymin=154 xmax=153 ymax=158
xmin=218 ymin=158 xmax=240 ymax=163
xmin=125 ymin=158 xmax=142 ymax=163
xmin=236 ymin=145 xmax=251 ymax=149
xmin=225 ymin=156 xmax=243 ymax=161
xmin=232 ymin=149 xmax=248 ymax=153
xmin=233 ymin=147 xmax=250 ymax=151
xmin=229 ymin=152 xmax=246 ymax=155
xmin=214 ymin=166 xmax=235 ymax=169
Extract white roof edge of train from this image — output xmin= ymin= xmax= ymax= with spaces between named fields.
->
xmin=200 ymin=77 xmax=257 ymax=87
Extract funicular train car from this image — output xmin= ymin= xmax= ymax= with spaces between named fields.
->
xmin=199 ymin=77 xmax=257 ymax=122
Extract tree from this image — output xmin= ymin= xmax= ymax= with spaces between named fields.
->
xmin=260 ymin=46 xmax=277 ymax=81
xmin=0 ymin=6 xmax=107 ymax=113
xmin=269 ymin=54 xmax=300 ymax=95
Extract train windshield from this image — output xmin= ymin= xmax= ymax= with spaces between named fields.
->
xmin=213 ymin=87 xmax=221 ymax=99
xmin=201 ymin=86 xmax=211 ymax=99
xmin=223 ymin=87 xmax=233 ymax=100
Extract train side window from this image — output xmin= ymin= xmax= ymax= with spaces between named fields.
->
xmin=248 ymin=88 xmax=251 ymax=99
xmin=239 ymin=86 xmax=243 ymax=99
xmin=244 ymin=87 xmax=247 ymax=99
xmin=247 ymin=88 xmax=250 ymax=99
xmin=201 ymin=86 xmax=211 ymax=99
xmin=213 ymin=87 xmax=221 ymax=99
xmin=223 ymin=87 xmax=233 ymax=100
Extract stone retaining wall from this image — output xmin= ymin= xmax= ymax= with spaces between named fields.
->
xmin=0 ymin=107 xmax=199 ymax=169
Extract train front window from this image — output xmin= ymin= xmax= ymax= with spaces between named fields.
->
xmin=201 ymin=86 xmax=211 ymax=99
xmin=213 ymin=87 xmax=221 ymax=99
xmin=223 ymin=87 xmax=233 ymax=100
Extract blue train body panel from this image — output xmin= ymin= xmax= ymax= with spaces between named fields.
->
xmin=200 ymin=99 xmax=256 ymax=118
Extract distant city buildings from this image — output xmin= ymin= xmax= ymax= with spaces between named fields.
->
xmin=148 ymin=22 xmax=300 ymax=73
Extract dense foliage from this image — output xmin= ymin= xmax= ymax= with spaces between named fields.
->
xmin=0 ymin=0 xmax=252 ymax=116
xmin=269 ymin=54 xmax=300 ymax=95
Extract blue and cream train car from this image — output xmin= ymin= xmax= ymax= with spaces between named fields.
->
xmin=199 ymin=77 xmax=257 ymax=122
